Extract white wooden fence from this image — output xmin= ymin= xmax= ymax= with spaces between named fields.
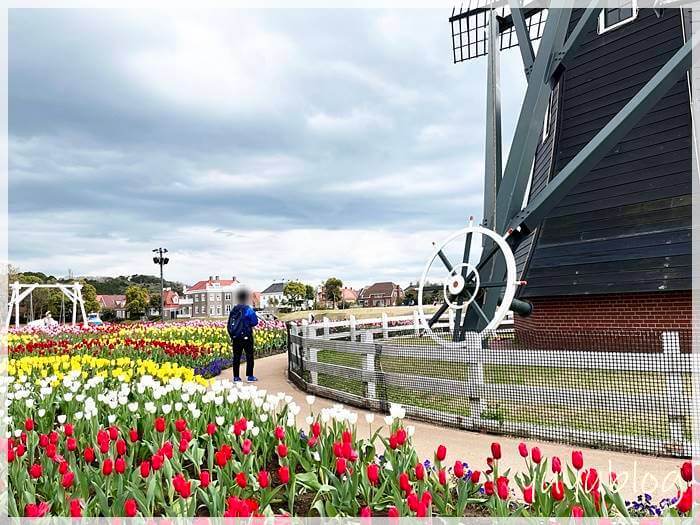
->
xmin=287 ymin=314 xmax=696 ymax=458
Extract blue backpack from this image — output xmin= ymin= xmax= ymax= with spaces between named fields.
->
xmin=227 ymin=304 xmax=251 ymax=339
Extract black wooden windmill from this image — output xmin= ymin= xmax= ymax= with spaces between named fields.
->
xmin=418 ymin=1 xmax=695 ymax=346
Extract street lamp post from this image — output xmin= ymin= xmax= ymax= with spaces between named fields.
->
xmin=152 ymin=248 xmax=169 ymax=321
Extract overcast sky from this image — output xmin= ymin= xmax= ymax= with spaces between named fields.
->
xmin=9 ymin=9 xmax=526 ymax=291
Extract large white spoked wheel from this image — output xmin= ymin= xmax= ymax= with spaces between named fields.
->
xmin=417 ymin=223 xmax=518 ymax=348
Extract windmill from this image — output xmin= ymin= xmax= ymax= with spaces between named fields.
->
xmin=418 ymin=1 xmax=696 ymax=346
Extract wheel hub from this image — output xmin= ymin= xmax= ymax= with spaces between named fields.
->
xmin=443 ymin=263 xmax=479 ymax=310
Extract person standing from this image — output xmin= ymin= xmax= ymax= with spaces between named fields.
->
xmin=227 ymin=288 xmax=259 ymax=382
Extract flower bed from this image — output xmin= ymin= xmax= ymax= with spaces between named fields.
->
xmin=8 ymin=320 xmax=287 ymax=375
xmin=6 ymin=355 xmax=695 ymax=517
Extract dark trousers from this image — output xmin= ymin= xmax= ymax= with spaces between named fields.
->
xmin=232 ymin=336 xmax=255 ymax=378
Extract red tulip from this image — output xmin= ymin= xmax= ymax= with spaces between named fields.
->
xmin=278 ymin=465 xmax=290 ymax=484
xmin=571 ymin=505 xmax=584 ymax=518
xmin=152 ymin=453 xmax=164 ymax=470
xmin=175 ymin=418 xmax=187 ymax=432
xmin=572 ymin=450 xmax=584 ymax=470
xmin=311 ymin=421 xmax=321 ymax=437
xmin=24 ymin=418 xmax=34 ymax=431
xmin=277 ymin=444 xmax=288 ymax=458
xmin=25 ymin=502 xmax=50 ymax=517
xmin=551 ymin=480 xmax=565 ymax=501
xmin=236 ymin=471 xmax=247 ymax=488
xmin=7 ymin=448 xmax=15 ymax=463
xmin=308 ymin=435 xmax=318 ymax=447
xmin=16 ymin=444 xmax=26 ymax=457
xmin=140 ymin=460 xmax=150 ymax=478
xmin=531 ymin=447 xmax=542 ymax=464
xmin=64 ymin=423 xmax=74 ymax=437
xmin=69 ymin=499 xmax=82 ymax=518
xmin=342 ymin=429 xmax=352 ymax=443
xmin=422 ymin=491 xmax=432 ymax=507
xmin=518 ymin=442 xmax=528 ymax=458
xmin=199 ymin=470 xmax=210 ymax=488
xmin=59 ymin=461 xmax=69 ymax=475
xmin=681 ymin=461 xmax=692 ymax=482
xmin=275 ymin=426 xmax=285 ymax=440
xmin=367 ymin=463 xmax=380 ymax=486
xmin=581 ymin=468 xmax=599 ymax=493
xmin=129 ymin=428 xmax=139 ymax=442
xmin=360 ymin=506 xmax=371 ymax=517
xmin=83 ymin=447 xmax=95 ymax=463
xmin=179 ymin=437 xmax=189 ymax=453
xmin=415 ymin=462 xmax=425 ymax=480
xmin=66 ymin=437 xmax=77 ymax=452
xmin=215 ymin=449 xmax=228 ymax=467
xmin=677 ymin=486 xmax=692 ymax=513
xmin=491 ymin=442 xmax=502 ymax=459
xmin=523 ymin=485 xmax=533 ymax=504
xmin=552 ymin=456 xmax=562 ymax=474
xmin=484 ymin=480 xmax=494 ymax=495
xmin=496 ymin=476 xmax=509 ymax=500
xmin=102 ymin=458 xmax=113 ymax=476
xmin=387 ymin=506 xmax=399 ymax=517
xmin=207 ymin=423 xmax=216 ymax=436
xmin=124 ymin=499 xmax=138 ymax=517
xmin=407 ymin=492 xmax=419 ymax=511
xmin=99 ymin=440 xmax=109 ymax=454
xmin=29 ymin=463 xmax=42 ymax=479
xmin=108 ymin=426 xmax=118 ymax=440
xmin=61 ymin=470 xmax=75 ymax=489
xmin=49 ymin=431 xmax=58 ymax=444
xmin=399 ymin=472 xmax=412 ymax=493
xmin=454 ymin=461 xmax=465 ymax=478
xmin=115 ymin=457 xmax=126 ymax=474
xmin=155 ymin=417 xmax=166 ymax=433
xmin=436 ymin=444 xmax=447 ymax=462
xmin=336 ymin=457 xmax=347 ymax=476
xmin=333 ymin=442 xmax=343 ymax=458
xmin=396 ymin=428 xmax=407 ymax=445
xmin=258 ymin=470 xmax=269 ymax=488
xmin=389 ymin=435 xmax=399 ymax=449
xmin=39 ymin=434 xmax=49 ymax=447
xmin=116 ymin=439 xmax=127 ymax=456
xmin=471 ymin=470 xmax=481 ymax=484
xmin=439 ymin=468 xmax=447 ymax=485
xmin=161 ymin=441 xmax=173 ymax=459
xmin=416 ymin=502 xmax=428 ymax=517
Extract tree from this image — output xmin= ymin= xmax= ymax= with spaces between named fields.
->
xmin=283 ymin=281 xmax=306 ymax=310
xmin=125 ymin=286 xmax=150 ymax=319
xmin=80 ymin=281 xmax=100 ymax=314
xmin=323 ymin=277 xmax=343 ymax=309
xmin=304 ymin=285 xmax=316 ymax=303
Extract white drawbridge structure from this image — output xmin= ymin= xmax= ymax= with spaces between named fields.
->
xmin=6 ymin=282 xmax=88 ymax=329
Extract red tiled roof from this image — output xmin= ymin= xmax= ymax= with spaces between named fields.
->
xmin=359 ymin=282 xmax=401 ymax=299
xmin=163 ymin=289 xmax=179 ymax=308
xmin=97 ymin=295 xmax=126 ymax=309
xmin=342 ymin=288 xmax=359 ymax=301
xmin=187 ymin=278 xmax=238 ymax=292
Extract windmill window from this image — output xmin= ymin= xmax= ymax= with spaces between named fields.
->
xmin=542 ymin=92 xmax=553 ymax=141
xmin=598 ymin=1 xmax=638 ymax=34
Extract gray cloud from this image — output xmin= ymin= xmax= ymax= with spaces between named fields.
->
xmin=9 ymin=9 xmax=526 ymax=290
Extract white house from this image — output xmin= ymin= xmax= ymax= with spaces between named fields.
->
xmin=260 ymin=282 xmax=286 ymax=309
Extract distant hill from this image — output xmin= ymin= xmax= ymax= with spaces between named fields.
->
xmin=13 ymin=271 xmax=184 ymax=296
xmin=84 ymin=274 xmax=185 ymax=295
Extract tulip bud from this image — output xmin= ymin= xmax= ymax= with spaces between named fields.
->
xmin=278 ymin=465 xmax=290 ymax=484
xmin=439 ymin=468 xmax=447 ymax=486
xmin=115 ymin=457 xmax=126 ymax=474
xmin=436 ymin=444 xmax=447 ymax=462
xmin=523 ymin=485 xmax=533 ymax=504
xmin=531 ymin=446 xmax=542 ymax=464
xmin=102 ymin=458 xmax=113 ymax=476
xmin=360 ymin=506 xmax=371 ymax=517
xmin=454 ymin=461 xmax=465 ymax=478
xmin=155 ymin=417 xmax=166 ymax=433
xmin=200 ymin=470 xmax=210 ymax=488
xmin=681 ymin=461 xmax=692 ymax=483
xmin=336 ymin=457 xmax=347 ymax=476
xmin=277 ymin=444 xmax=288 ymax=458
xmin=491 ymin=442 xmax=502 ymax=459
xmin=571 ymin=505 xmax=584 ymax=518
xmin=258 ymin=470 xmax=269 ymax=488
xmin=415 ymin=462 xmax=425 ymax=481
xmin=470 ymin=470 xmax=481 ymax=484
xmin=552 ymin=456 xmax=562 ymax=474
xmin=572 ymin=450 xmax=584 ymax=470
xmin=518 ymin=442 xmax=528 ymax=458
xmin=140 ymin=460 xmax=150 ymax=478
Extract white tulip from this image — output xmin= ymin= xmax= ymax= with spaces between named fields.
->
xmin=192 ymin=408 xmax=201 ymax=419
xmin=57 ymin=414 xmax=66 ymax=424
xmin=108 ymin=414 xmax=117 ymax=424
xmin=25 ymin=399 xmax=34 ymax=408
xmin=305 ymin=416 xmax=314 ymax=426
xmin=365 ymin=414 xmax=375 ymax=424
xmin=162 ymin=404 xmax=172 ymax=414
xmin=37 ymin=409 xmax=46 ymax=417
xmin=174 ymin=402 xmax=183 ymax=412
xmin=74 ymin=411 xmax=83 ymax=420
xmin=306 ymin=395 xmax=316 ymax=406
xmin=384 ymin=415 xmax=394 ymax=425
xmin=251 ymin=427 xmax=260 ymax=437
xmin=407 ymin=425 xmax=415 ymax=437
xmin=312 ymin=452 xmax=321 ymax=462
xmin=215 ymin=416 xmax=225 ymax=426
xmin=259 ymin=414 xmax=268 ymax=423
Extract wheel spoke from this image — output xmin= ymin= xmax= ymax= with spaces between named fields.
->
xmin=453 ymin=231 xmax=473 ymax=341
xmin=436 ymin=249 xmax=454 ymax=273
xmin=470 ymin=299 xmax=490 ymax=325
xmin=428 ymin=301 xmax=449 ymax=327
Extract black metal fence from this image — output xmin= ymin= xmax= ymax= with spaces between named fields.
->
xmin=287 ymin=316 xmax=696 ymax=458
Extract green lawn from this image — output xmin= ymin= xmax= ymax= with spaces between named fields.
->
xmin=309 ymin=348 xmax=691 ymax=442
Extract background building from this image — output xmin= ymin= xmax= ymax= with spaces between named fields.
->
xmin=358 ymin=282 xmax=403 ymax=307
xmin=96 ymin=294 xmax=127 ymax=319
xmin=183 ymin=276 xmax=240 ymax=318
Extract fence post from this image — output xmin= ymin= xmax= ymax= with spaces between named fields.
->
xmin=448 ymin=308 xmax=455 ymax=333
xmin=288 ymin=323 xmax=298 ymax=373
xmin=662 ymin=331 xmax=685 ymax=450
xmin=413 ymin=310 xmax=420 ymax=336
xmin=362 ymin=330 xmax=376 ymax=400
xmin=349 ymin=315 xmax=357 ymax=341
xmin=302 ymin=319 xmax=318 ymax=387
xmin=323 ymin=317 xmax=330 ymax=340
xmin=467 ymin=334 xmax=486 ymax=424
xmin=382 ymin=313 xmax=389 ymax=339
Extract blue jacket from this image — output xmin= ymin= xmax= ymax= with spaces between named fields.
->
xmin=227 ymin=304 xmax=258 ymax=339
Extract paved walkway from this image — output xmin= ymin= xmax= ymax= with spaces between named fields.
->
xmin=219 ymin=353 xmax=683 ymax=500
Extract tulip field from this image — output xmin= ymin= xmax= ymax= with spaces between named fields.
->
xmin=5 ymin=320 xmax=696 ymax=517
